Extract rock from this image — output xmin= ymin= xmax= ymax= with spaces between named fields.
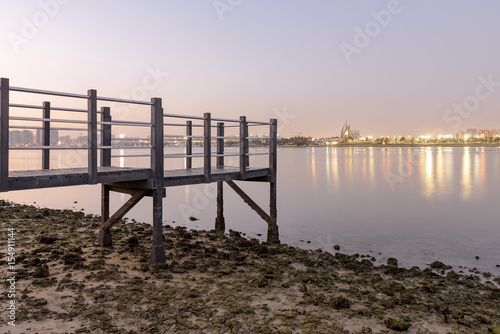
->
xmin=258 ymin=279 xmax=269 ymax=288
xmin=387 ymin=257 xmax=398 ymax=266
xmin=189 ymin=216 xmax=199 ymax=221
xmin=39 ymin=235 xmax=57 ymax=244
xmin=475 ymin=256 xmax=480 ymax=260
xmin=489 ymin=324 xmax=500 ymax=334
xmin=331 ymin=296 xmax=351 ymax=309
xmin=127 ymin=236 xmax=139 ymax=246
xmin=333 ymin=245 xmax=340 ymax=251
xmin=63 ymin=253 xmax=85 ymax=266
xmin=457 ymin=315 xmax=479 ymax=327
xmin=33 ymin=264 xmax=49 ymax=278
xmin=429 ymin=261 xmax=452 ymax=270
xmin=384 ymin=316 xmax=410 ymax=331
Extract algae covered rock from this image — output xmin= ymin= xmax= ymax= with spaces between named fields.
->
xmin=384 ymin=316 xmax=410 ymax=331
xmin=429 ymin=261 xmax=452 ymax=270
xmin=489 ymin=324 xmax=500 ymax=334
xmin=387 ymin=257 xmax=398 ymax=266
xmin=33 ymin=264 xmax=50 ymax=278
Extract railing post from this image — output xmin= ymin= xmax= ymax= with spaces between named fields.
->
xmin=88 ymin=89 xmax=98 ymax=184
xmin=216 ymin=122 xmax=224 ymax=168
xmin=101 ymin=106 xmax=111 ymax=167
xmin=268 ymin=118 xmax=279 ymax=243
xmin=42 ymin=102 xmax=50 ymax=170
xmin=204 ymin=112 xmax=211 ymax=182
xmin=150 ymin=97 xmax=166 ymax=263
xmin=186 ymin=120 xmax=192 ymax=169
xmin=269 ymin=119 xmax=277 ymax=182
xmin=0 ymin=78 xmax=9 ymax=192
xmin=239 ymin=116 xmax=248 ymax=178
xmin=215 ymin=121 xmax=225 ymax=232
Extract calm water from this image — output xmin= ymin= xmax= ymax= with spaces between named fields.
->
xmin=4 ymin=146 xmax=500 ymax=274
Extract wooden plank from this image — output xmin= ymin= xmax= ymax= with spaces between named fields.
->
xmin=8 ymin=167 xmax=152 ymax=191
xmin=226 ymin=180 xmax=270 ymax=223
xmin=204 ymin=112 xmax=211 ymax=182
xmin=239 ymin=116 xmax=248 ymax=177
xmin=105 ymin=179 xmax=156 ymax=190
xmin=42 ymin=102 xmax=50 ymax=170
xmin=0 ymin=78 xmax=9 ymax=192
xmin=88 ymin=89 xmax=98 ymax=183
xmin=101 ymin=107 xmax=111 ymax=167
xmin=7 ymin=165 xmax=269 ymax=191
xmin=186 ymin=121 xmax=192 ymax=169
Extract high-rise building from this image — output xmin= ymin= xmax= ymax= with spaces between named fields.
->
xmin=50 ymin=130 xmax=58 ymax=144
xmin=36 ymin=129 xmax=59 ymax=145
xmin=23 ymin=130 xmax=33 ymax=144
xmin=9 ymin=130 xmax=34 ymax=145
xmin=9 ymin=131 xmax=22 ymax=145
xmin=465 ymin=128 xmax=477 ymax=138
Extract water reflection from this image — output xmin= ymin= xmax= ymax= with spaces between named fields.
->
xmin=461 ymin=147 xmax=471 ymax=199
xmin=305 ymin=146 xmax=491 ymax=202
xmin=4 ymin=146 xmax=500 ymax=273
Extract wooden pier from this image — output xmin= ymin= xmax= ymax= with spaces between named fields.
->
xmin=0 ymin=77 xmax=278 ymax=263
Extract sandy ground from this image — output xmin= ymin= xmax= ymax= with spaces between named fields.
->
xmin=1 ymin=201 xmax=499 ymax=334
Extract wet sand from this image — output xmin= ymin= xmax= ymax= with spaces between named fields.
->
xmin=1 ymin=201 xmax=499 ymax=334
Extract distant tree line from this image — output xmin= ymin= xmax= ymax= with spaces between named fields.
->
xmin=278 ymin=136 xmax=314 ymax=146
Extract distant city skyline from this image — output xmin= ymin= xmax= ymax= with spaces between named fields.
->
xmin=1 ymin=1 xmax=500 ymax=138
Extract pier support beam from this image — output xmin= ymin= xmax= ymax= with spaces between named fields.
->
xmin=267 ymin=118 xmax=279 ymax=243
xmin=100 ymin=184 xmax=111 ymax=246
xmin=267 ymin=180 xmax=279 ymax=243
xmin=150 ymin=187 xmax=165 ymax=263
xmin=215 ymin=122 xmax=225 ymax=232
xmin=150 ymin=97 xmax=166 ymax=263
xmin=226 ymin=180 xmax=279 ymax=243
xmin=215 ymin=182 xmax=225 ymax=232
xmin=98 ymin=188 xmax=148 ymax=247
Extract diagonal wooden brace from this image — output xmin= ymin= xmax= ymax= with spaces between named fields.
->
xmin=98 ymin=189 xmax=149 ymax=246
xmin=226 ymin=180 xmax=270 ymax=223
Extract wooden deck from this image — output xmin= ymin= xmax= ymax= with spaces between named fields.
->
xmin=8 ymin=166 xmax=271 ymax=191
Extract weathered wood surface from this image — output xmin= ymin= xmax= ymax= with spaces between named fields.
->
xmin=7 ymin=166 xmax=271 ymax=191
xmin=1 ymin=76 xmax=279 ymax=263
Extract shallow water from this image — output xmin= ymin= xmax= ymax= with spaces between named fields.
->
xmin=4 ymin=146 xmax=500 ymax=274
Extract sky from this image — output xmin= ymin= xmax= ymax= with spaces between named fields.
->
xmin=1 ymin=0 xmax=499 ymax=138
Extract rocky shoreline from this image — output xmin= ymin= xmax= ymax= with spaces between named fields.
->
xmin=1 ymin=201 xmax=499 ymax=334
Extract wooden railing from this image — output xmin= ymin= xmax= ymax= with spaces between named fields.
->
xmin=0 ymin=77 xmax=277 ymax=191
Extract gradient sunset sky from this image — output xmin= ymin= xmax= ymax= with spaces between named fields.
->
xmin=1 ymin=1 xmax=499 ymax=138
